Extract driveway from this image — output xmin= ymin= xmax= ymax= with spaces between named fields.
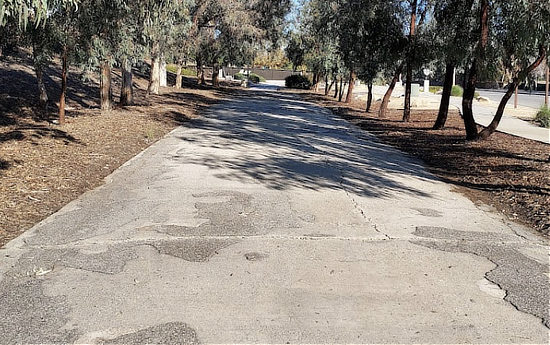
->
xmin=0 ymin=89 xmax=548 ymax=344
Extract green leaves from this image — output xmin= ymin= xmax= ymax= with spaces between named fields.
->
xmin=0 ymin=0 xmax=79 ymax=27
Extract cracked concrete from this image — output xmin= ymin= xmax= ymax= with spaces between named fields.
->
xmin=412 ymin=226 xmax=550 ymax=328
xmin=0 ymin=88 xmax=548 ymax=344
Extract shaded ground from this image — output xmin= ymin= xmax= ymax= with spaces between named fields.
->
xmin=304 ymin=92 xmax=550 ymax=236
xmin=0 ymin=56 xmax=234 ymax=247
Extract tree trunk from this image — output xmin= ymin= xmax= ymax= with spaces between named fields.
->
xmin=334 ymin=76 xmax=339 ymax=98
xmin=120 ymin=58 xmax=134 ymax=106
xmin=324 ymin=75 xmax=329 ymax=95
xmin=403 ymin=62 xmax=413 ymax=122
xmin=148 ymin=55 xmax=160 ymax=95
xmin=462 ymin=0 xmax=489 ymax=140
xmin=433 ymin=62 xmax=455 ymax=129
xmin=345 ymin=71 xmax=356 ymax=103
xmin=545 ymin=62 xmax=549 ymax=106
xmin=366 ymin=82 xmax=373 ymax=112
xmin=212 ymin=64 xmax=220 ymax=87
xmin=403 ymin=0 xmax=418 ymax=122
xmin=100 ymin=61 xmax=112 ymax=112
xmin=175 ymin=65 xmax=183 ymax=89
xmin=59 ymin=45 xmax=67 ymax=125
xmin=311 ymin=72 xmax=319 ymax=91
xmin=196 ymin=58 xmax=205 ymax=85
xmin=326 ymin=77 xmax=335 ymax=96
xmin=478 ymin=48 xmax=546 ymax=139
xmin=338 ymin=79 xmax=345 ymax=102
xmin=462 ymin=62 xmax=479 ymax=140
xmin=379 ymin=64 xmax=403 ymax=118
xmin=159 ymin=59 xmax=167 ymax=87
xmin=35 ymin=66 xmax=48 ymax=109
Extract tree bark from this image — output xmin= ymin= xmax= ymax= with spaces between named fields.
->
xmin=148 ymin=55 xmax=160 ymax=95
xmin=366 ymin=82 xmax=373 ymax=112
xmin=59 ymin=45 xmax=67 ymax=125
xmin=345 ymin=71 xmax=356 ymax=103
xmin=478 ymin=48 xmax=546 ymax=139
xmin=462 ymin=62 xmax=479 ymax=140
xmin=403 ymin=0 xmax=418 ymax=122
xmin=212 ymin=63 xmax=220 ymax=87
xmin=159 ymin=59 xmax=167 ymax=87
xmin=196 ymin=58 xmax=205 ymax=85
xmin=100 ymin=60 xmax=112 ymax=112
xmin=175 ymin=65 xmax=183 ymax=89
xmin=433 ymin=62 xmax=455 ymax=129
xmin=338 ymin=78 xmax=345 ymax=102
xmin=35 ymin=66 xmax=48 ymax=109
xmin=462 ymin=0 xmax=489 ymax=140
xmin=311 ymin=72 xmax=319 ymax=91
xmin=334 ymin=76 xmax=339 ymax=98
xmin=120 ymin=58 xmax=134 ymax=106
xmin=379 ymin=64 xmax=403 ymax=118
xmin=545 ymin=62 xmax=549 ymax=106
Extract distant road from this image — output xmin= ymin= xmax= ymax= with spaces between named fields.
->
xmin=477 ymin=89 xmax=548 ymax=109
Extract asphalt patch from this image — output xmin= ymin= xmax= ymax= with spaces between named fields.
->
xmin=150 ymin=238 xmax=238 ymax=262
xmin=412 ymin=208 xmax=443 ymax=218
xmin=244 ymin=252 xmax=269 ymax=261
xmin=0 ymin=249 xmax=80 ymax=343
xmin=412 ymin=226 xmax=550 ymax=328
xmin=100 ymin=322 xmax=200 ymax=345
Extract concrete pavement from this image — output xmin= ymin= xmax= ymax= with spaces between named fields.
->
xmin=357 ymin=85 xmax=550 ymax=144
xmin=0 ymin=88 xmax=549 ymax=344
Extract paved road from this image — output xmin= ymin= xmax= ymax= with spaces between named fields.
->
xmin=477 ymin=89 xmax=548 ymax=109
xmin=1 ymin=89 xmax=549 ymax=344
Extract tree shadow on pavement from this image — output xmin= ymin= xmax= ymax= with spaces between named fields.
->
xmin=175 ymin=90 xmax=437 ymax=199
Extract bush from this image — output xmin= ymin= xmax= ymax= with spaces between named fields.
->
xmin=248 ymin=73 xmax=266 ymax=83
xmin=535 ymin=105 xmax=550 ymax=128
xmin=451 ymin=85 xmax=463 ymax=97
xmin=285 ymin=74 xmax=312 ymax=89
xmin=429 ymin=86 xmax=443 ymax=94
xmin=233 ymin=73 xmax=246 ymax=81
xmin=166 ymin=65 xmax=196 ymax=76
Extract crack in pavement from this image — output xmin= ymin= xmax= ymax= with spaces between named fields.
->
xmin=411 ymin=226 xmax=550 ymax=329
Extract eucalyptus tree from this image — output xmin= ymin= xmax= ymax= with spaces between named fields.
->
xmin=192 ymin=0 xmax=291 ymax=87
xmin=298 ymin=0 xmax=341 ymax=91
xmin=23 ymin=22 xmax=57 ymax=108
xmin=376 ymin=1 xmax=408 ymax=118
xmin=431 ymin=0 xmax=477 ymax=130
xmin=476 ymin=0 xmax=549 ymax=139
xmin=0 ymin=0 xmax=79 ymax=27
xmin=402 ymin=0 xmax=431 ymax=122
xmin=460 ymin=0 xmax=548 ymax=140
xmin=137 ymin=0 xmax=193 ymax=94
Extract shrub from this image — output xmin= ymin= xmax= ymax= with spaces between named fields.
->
xmin=451 ymin=85 xmax=463 ymax=97
xmin=233 ymin=73 xmax=246 ymax=81
xmin=285 ymin=74 xmax=312 ymax=89
xmin=166 ymin=65 xmax=196 ymax=76
xmin=248 ymin=73 xmax=266 ymax=83
xmin=429 ymin=86 xmax=443 ymax=94
xmin=535 ymin=105 xmax=550 ymax=128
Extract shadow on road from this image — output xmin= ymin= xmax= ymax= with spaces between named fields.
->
xmin=177 ymin=90 xmax=436 ymax=199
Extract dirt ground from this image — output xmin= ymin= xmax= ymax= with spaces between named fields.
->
xmin=0 ymin=56 xmax=234 ymax=247
xmin=305 ymin=92 xmax=550 ymax=236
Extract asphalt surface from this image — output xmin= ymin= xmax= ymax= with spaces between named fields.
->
xmin=477 ymin=89 xmax=548 ymax=109
xmin=0 ymin=87 xmax=549 ymax=344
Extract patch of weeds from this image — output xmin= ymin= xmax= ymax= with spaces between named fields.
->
xmin=535 ymin=105 xmax=550 ymax=128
